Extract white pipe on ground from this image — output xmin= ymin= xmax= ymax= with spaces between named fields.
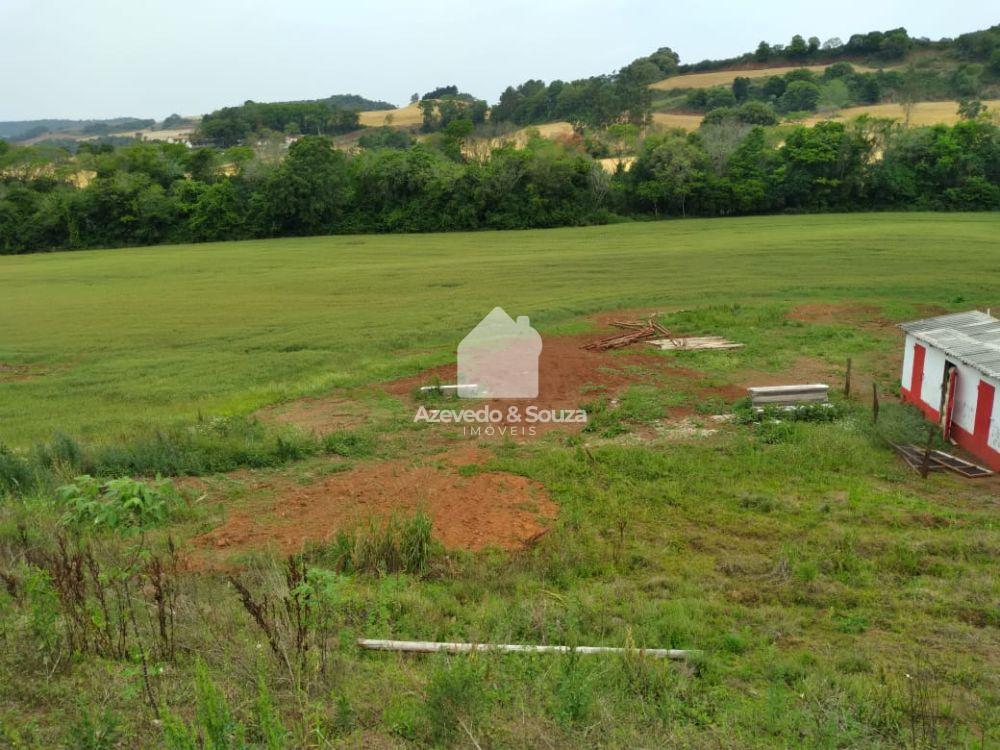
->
xmin=357 ymin=639 xmax=699 ymax=660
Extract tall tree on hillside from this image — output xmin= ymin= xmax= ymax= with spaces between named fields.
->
xmin=788 ymin=35 xmax=809 ymax=60
xmin=732 ymin=77 xmax=751 ymax=103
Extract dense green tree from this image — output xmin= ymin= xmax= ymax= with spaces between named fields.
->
xmin=255 ymin=136 xmax=349 ymax=236
xmin=778 ymin=81 xmax=822 ymax=112
xmin=776 ymin=121 xmax=870 ymax=208
xmin=357 ymin=127 xmax=414 ymax=150
xmin=732 ymin=77 xmax=751 ymax=103
xmin=788 ymin=35 xmax=809 ymax=60
xmin=628 ymin=131 xmax=708 ymax=216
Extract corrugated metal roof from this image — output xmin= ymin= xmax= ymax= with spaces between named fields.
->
xmin=900 ymin=310 xmax=1000 ymax=381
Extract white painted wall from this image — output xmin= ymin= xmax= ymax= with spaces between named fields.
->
xmin=990 ymin=376 xmax=1000 ymax=451
xmin=920 ymin=345 xmax=947 ymax=410
xmin=901 ymin=334 xmax=914 ymax=391
xmin=951 ymin=361 xmax=981 ymax=433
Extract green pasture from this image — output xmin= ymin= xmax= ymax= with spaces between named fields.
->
xmin=1 ymin=212 xmax=998 ymax=446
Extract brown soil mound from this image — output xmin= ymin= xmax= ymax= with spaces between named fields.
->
xmin=197 ymin=448 xmax=557 ymax=558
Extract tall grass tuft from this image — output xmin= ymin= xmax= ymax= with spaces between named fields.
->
xmin=0 ymin=444 xmax=35 ymax=496
xmin=307 ymin=512 xmax=435 ymax=576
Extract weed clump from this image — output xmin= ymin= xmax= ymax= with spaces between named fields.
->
xmin=322 ymin=429 xmax=377 ymax=458
xmin=307 ymin=512 xmax=435 ymax=576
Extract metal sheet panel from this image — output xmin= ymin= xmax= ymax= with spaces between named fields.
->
xmin=900 ymin=311 xmax=1000 ymax=381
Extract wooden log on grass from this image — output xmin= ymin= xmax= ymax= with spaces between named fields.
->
xmin=357 ymin=639 xmax=700 ymax=660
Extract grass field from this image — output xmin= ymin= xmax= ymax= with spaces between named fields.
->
xmin=3 ymin=213 xmax=998 ymax=448
xmin=1 ymin=213 xmax=999 ymax=748
xmin=650 ymin=64 xmax=884 ymax=91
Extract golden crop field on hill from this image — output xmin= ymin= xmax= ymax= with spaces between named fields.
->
xmin=358 ymin=102 xmax=423 ymax=127
xmin=650 ymin=63 xmax=883 ymax=91
xmin=650 ymin=112 xmax=704 ymax=131
xmin=801 ymin=99 xmax=1000 ymax=127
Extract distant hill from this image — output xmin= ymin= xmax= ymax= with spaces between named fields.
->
xmin=0 ymin=94 xmax=393 ymax=144
xmin=0 ymin=117 xmax=156 ymax=141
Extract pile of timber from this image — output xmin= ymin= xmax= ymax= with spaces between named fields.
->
xmin=892 ymin=444 xmax=993 ymax=478
xmin=583 ymin=317 xmax=676 ymax=351
xmin=747 ymin=384 xmax=829 ymax=408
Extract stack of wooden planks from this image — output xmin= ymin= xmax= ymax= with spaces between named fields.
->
xmin=892 ymin=444 xmax=993 ymax=478
xmin=583 ymin=317 xmax=676 ymax=351
xmin=650 ymin=336 xmax=744 ymax=351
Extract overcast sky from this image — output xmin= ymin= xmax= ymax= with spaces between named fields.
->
xmin=1 ymin=0 xmax=996 ymax=121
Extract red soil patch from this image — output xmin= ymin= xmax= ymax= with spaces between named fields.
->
xmin=251 ymin=310 xmax=744 ymax=440
xmin=386 ymin=332 xmax=704 ymax=435
xmin=196 ymin=447 xmax=557 ymax=560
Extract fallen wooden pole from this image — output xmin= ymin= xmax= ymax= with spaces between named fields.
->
xmin=357 ymin=639 xmax=699 ymax=660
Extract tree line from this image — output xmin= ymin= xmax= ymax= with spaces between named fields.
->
xmin=678 ymin=24 xmax=1000 ymax=73
xmin=1 ymin=114 xmax=997 ymax=254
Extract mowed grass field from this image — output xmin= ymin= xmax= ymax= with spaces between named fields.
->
xmin=2 ymin=213 xmax=1000 ymax=748
xmin=2 ymin=213 xmax=999 ymax=448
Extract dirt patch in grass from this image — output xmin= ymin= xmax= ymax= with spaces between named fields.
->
xmin=196 ymin=447 xmax=557 ymax=560
xmin=251 ymin=309 xmax=792 ymax=439
xmin=787 ymin=303 xmax=893 ymax=330
xmin=256 ymin=395 xmax=367 ymax=434
xmin=385 ymin=331 xmax=704 ymax=435
xmin=0 ymin=362 xmax=45 ymax=382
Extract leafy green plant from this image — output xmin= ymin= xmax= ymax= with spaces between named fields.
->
xmin=56 ymin=475 xmax=180 ymax=532
xmin=734 ymin=397 xmax=845 ymax=424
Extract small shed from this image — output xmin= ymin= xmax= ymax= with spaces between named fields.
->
xmin=899 ymin=310 xmax=1000 ymax=470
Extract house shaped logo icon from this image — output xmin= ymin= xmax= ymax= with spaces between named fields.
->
xmin=457 ymin=307 xmax=542 ymax=398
